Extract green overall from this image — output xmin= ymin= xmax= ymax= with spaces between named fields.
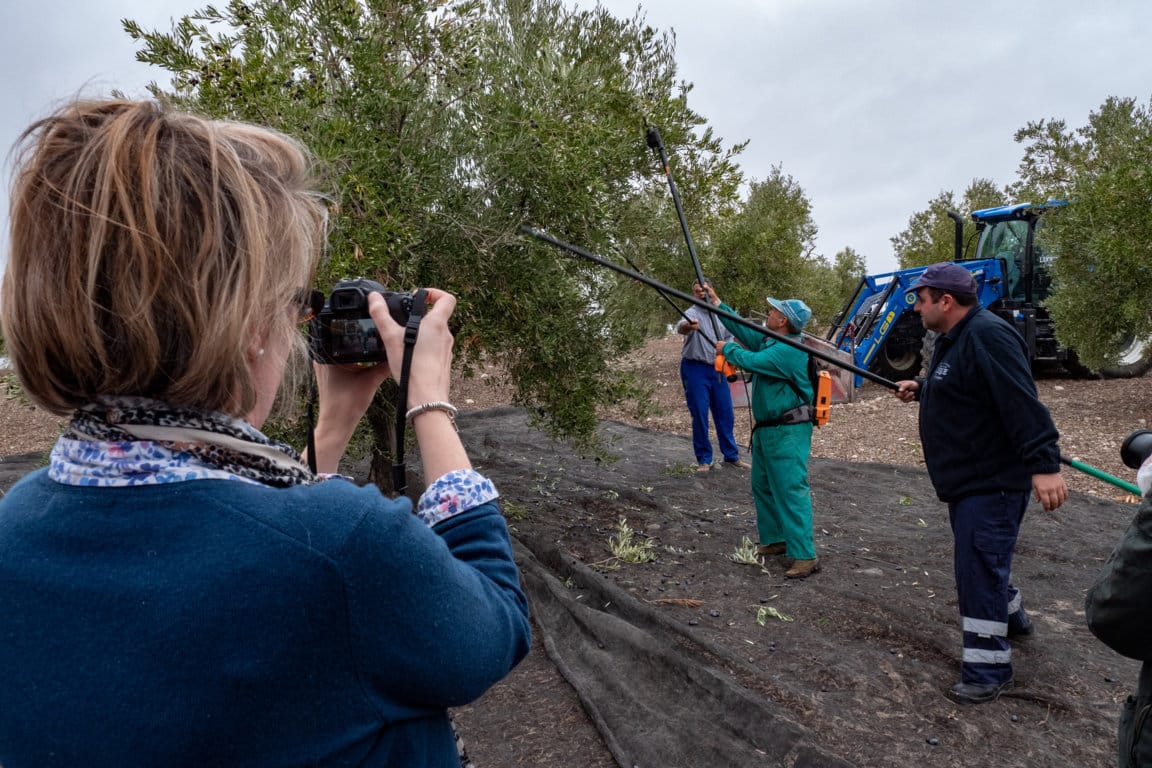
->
xmin=719 ymin=303 xmax=816 ymax=560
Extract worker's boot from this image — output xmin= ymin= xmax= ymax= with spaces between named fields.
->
xmin=784 ymin=558 xmax=821 ymax=579
xmin=756 ymin=542 xmax=786 ymax=557
xmin=947 ymin=678 xmax=1013 ymax=705
xmin=1007 ymin=608 xmax=1034 ymax=638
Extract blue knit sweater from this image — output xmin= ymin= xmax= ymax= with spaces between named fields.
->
xmin=0 ymin=470 xmax=530 ymax=767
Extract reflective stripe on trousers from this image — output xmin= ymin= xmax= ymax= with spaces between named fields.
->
xmin=949 ymin=491 xmax=1028 ymax=685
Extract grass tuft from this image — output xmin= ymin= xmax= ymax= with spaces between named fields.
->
xmin=607 ymin=517 xmax=656 ymax=564
xmin=729 ymin=536 xmax=764 ymax=566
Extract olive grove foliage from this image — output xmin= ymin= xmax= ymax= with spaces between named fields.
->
xmin=705 ymin=167 xmax=828 ymax=322
xmin=890 ymin=179 xmax=1005 ymax=269
xmin=1011 ymin=96 xmax=1152 ymax=369
xmin=807 ymin=246 xmax=868 ymax=333
xmin=125 ymin=0 xmax=745 ymax=472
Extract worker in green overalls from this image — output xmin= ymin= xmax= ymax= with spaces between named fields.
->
xmin=703 ymin=284 xmax=819 ymax=579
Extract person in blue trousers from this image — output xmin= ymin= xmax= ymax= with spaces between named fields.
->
xmin=893 ymin=262 xmax=1067 ymax=706
xmin=677 ymin=280 xmax=748 ymax=473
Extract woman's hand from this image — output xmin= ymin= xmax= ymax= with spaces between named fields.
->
xmin=370 ymin=288 xmax=470 ymax=482
xmin=370 ymin=288 xmax=456 ymax=409
xmin=308 ymin=357 xmax=392 ymax=474
xmin=309 ymin=287 xmax=468 ymax=481
xmin=313 ymin=359 xmax=392 ymax=427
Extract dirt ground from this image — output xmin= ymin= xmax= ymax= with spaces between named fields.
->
xmin=445 ymin=335 xmax=1151 ymax=767
xmin=2 ymin=336 xmax=1150 ymax=767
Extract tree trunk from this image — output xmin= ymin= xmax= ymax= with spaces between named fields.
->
xmin=365 ymin=383 xmax=403 ymax=493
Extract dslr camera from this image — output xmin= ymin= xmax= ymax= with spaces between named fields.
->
xmin=308 ymin=278 xmax=413 ymax=364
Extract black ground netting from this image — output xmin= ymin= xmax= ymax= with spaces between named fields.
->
xmin=515 ymin=536 xmax=857 ymax=768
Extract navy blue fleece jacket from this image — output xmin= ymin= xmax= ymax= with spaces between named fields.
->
xmin=917 ymin=305 xmax=1061 ymax=502
xmin=0 ymin=471 xmax=530 ymax=767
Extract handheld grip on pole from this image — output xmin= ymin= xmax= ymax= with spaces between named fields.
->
xmin=714 ymin=352 xmax=738 ymax=382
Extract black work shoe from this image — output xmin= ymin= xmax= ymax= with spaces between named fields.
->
xmin=1008 ymin=611 xmax=1034 ymax=638
xmin=947 ymin=679 xmax=1013 ymax=705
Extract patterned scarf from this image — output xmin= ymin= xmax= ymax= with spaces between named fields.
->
xmin=55 ymin=396 xmax=315 ymax=488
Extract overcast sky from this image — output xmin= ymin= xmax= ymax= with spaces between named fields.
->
xmin=3 ymin=0 xmax=1151 ymax=276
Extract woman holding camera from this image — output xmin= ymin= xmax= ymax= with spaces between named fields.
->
xmin=0 ymin=99 xmax=529 ymax=767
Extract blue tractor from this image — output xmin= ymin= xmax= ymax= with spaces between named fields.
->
xmin=826 ymin=200 xmax=1152 ymax=386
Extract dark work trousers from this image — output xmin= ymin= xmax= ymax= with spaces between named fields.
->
xmin=948 ymin=491 xmax=1029 ymax=685
xmin=680 ymin=357 xmax=740 ymax=465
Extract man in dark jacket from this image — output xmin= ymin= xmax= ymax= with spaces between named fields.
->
xmin=1086 ymin=465 xmax=1152 ymax=767
xmin=892 ymin=262 xmax=1067 ymax=705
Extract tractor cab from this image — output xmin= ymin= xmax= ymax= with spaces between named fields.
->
xmin=967 ymin=200 xmax=1068 ymax=367
xmin=970 ymin=200 xmax=1066 ymax=305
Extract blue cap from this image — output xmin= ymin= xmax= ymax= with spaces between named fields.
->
xmin=906 ymin=262 xmax=977 ymax=297
xmin=766 ymin=297 xmax=812 ymax=332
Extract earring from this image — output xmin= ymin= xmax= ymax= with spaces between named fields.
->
xmin=257 ymin=348 xmax=265 ymax=357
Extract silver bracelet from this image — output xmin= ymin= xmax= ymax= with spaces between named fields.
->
xmin=405 ymin=401 xmax=459 ymax=426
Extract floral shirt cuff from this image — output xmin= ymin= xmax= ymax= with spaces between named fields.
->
xmin=417 ymin=469 xmax=499 ymax=526
xmin=317 ymin=472 xmax=356 ymax=483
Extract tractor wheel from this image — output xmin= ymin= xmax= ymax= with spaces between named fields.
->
xmin=1100 ymin=333 xmax=1152 ymax=379
xmin=868 ymin=316 xmax=926 ymax=381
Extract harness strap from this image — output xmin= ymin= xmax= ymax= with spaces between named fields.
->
xmin=750 ymin=404 xmax=813 ymax=437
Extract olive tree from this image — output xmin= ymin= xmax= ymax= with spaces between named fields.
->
xmin=705 ymin=167 xmax=819 ymax=316
xmin=1013 ymin=96 xmax=1152 ymax=369
xmin=890 ymin=179 xmax=1005 ymax=269
xmin=673 ymin=165 xmax=862 ymax=334
xmin=126 ymin=0 xmax=744 ymax=481
xmin=803 ymin=246 xmax=867 ymax=333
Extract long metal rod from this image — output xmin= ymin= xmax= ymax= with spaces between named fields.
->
xmin=618 ymin=252 xmax=721 ymax=348
xmin=522 ymin=225 xmax=897 ymax=387
xmin=646 ymin=126 xmax=703 ymax=283
xmin=645 ymin=125 xmax=726 ymax=343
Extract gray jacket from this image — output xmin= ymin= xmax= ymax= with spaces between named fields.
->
xmin=679 ymin=304 xmax=733 ymax=365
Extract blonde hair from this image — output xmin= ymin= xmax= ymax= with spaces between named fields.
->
xmin=2 ymin=99 xmax=326 ymax=417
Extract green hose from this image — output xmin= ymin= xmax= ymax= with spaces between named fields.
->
xmin=1060 ymin=455 xmax=1142 ymax=496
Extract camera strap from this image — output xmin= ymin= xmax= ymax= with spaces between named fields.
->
xmin=305 ymin=376 xmax=318 ymax=474
xmin=392 ymin=288 xmax=430 ymax=495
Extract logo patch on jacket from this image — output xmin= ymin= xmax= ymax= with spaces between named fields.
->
xmin=933 ymin=362 xmax=951 ymax=379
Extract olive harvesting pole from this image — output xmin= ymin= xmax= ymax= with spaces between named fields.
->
xmin=522 ymin=224 xmax=1144 ymax=498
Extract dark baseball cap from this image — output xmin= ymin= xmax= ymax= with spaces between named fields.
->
xmin=905 ymin=262 xmax=977 ymax=297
